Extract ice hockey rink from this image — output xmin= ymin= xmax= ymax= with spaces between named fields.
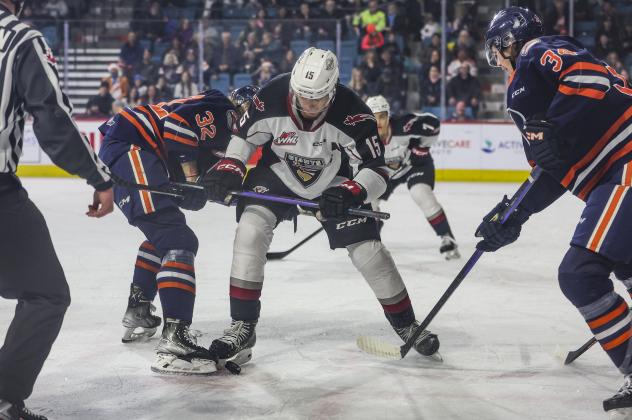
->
xmin=0 ymin=178 xmax=624 ymax=420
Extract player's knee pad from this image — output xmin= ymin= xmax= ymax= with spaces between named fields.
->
xmin=558 ymin=246 xmax=615 ymax=308
xmin=231 ymin=205 xmax=277 ymax=283
xmin=347 ymin=240 xmax=405 ymax=300
xmin=409 ymin=183 xmax=442 ymax=219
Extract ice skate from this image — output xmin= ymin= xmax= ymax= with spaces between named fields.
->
xmin=604 ymin=374 xmax=632 ymax=419
xmin=0 ymin=400 xmax=47 ymax=420
xmin=209 ymin=319 xmax=257 ymax=368
xmin=440 ymin=235 xmax=460 ymax=260
xmin=394 ymin=321 xmax=442 ymax=361
xmin=121 ymin=284 xmax=161 ymax=343
xmin=151 ymin=319 xmax=217 ymax=375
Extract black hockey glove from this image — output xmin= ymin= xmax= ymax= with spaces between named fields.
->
xmin=475 ymin=195 xmax=531 ymax=252
xmin=177 ymin=183 xmax=208 ymax=211
xmin=524 ymin=119 xmax=566 ymax=171
xmin=319 ymin=180 xmax=367 ymax=219
xmin=201 ymin=158 xmax=246 ymax=205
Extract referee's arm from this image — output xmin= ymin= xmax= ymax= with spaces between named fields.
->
xmin=14 ymin=36 xmax=114 ymax=217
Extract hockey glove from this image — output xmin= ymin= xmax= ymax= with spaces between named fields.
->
xmin=475 ymin=195 xmax=531 ymax=252
xmin=319 ymin=180 xmax=367 ymax=219
xmin=524 ymin=119 xmax=566 ymax=171
xmin=177 ymin=183 xmax=208 ymax=211
xmin=201 ymin=158 xmax=246 ymax=205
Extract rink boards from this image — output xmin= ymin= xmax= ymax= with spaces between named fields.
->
xmin=16 ymin=118 xmax=531 ymax=182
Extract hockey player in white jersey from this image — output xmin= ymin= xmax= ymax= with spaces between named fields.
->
xmin=202 ymin=47 xmax=440 ymax=366
xmin=366 ymin=95 xmax=460 ymax=260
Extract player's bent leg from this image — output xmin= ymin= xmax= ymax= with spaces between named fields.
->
xmin=121 ymin=241 xmax=162 ymax=343
xmin=408 ymin=182 xmax=459 ymax=260
xmin=346 ymin=240 xmax=440 ymax=357
xmin=210 ymin=205 xmax=277 ymax=366
xmin=558 ymin=246 xmax=632 ymax=413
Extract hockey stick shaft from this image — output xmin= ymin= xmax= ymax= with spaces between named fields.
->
xmin=564 ymin=337 xmax=597 ymax=365
xmin=111 ymin=175 xmax=391 ymax=220
xmin=398 ymin=166 xmax=544 ymax=358
xmin=267 ymin=227 xmax=325 ymax=260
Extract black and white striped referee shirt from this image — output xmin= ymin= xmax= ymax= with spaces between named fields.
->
xmin=0 ymin=5 xmax=111 ymax=189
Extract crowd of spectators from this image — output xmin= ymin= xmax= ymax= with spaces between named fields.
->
xmin=26 ymin=0 xmax=631 ymax=121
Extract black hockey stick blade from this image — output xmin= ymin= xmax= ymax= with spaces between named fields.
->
xmin=357 ymin=167 xmax=544 ymax=360
xmin=564 ymin=337 xmax=597 ymax=365
xmin=267 ymin=227 xmax=324 ymax=260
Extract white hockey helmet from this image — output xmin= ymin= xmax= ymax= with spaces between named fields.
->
xmin=290 ymin=47 xmax=339 ymax=101
xmin=366 ymin=95 xmax=390 ymax=116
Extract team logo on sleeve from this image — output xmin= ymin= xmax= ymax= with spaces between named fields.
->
xmin=273 ymin=131 xmax=299 ymax=146
xmin=253 ymin=95 xmax=265 ymax=112
xmin=226 ymin=110 xmax=239 ymax=133
xmin=343 ymin=113 xmax=376 ymax=126
xmin=284 ymin=153 xmax=325 ymax=187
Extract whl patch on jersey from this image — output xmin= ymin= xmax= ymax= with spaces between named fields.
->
xmin=273 ymin=131 xmax=299 ymax=146
xmin=343 ymin=113 xmax=375 ymax=126
xmin=284 ymin=153 xmax=325 ymax=188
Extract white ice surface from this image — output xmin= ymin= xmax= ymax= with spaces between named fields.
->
xmin=0 ymin=178 xmax=625 ymax=420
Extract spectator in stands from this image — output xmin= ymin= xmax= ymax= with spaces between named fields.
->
xmin=348 ymin=67 xmax=369 ymax=101
xmin=421 ymin=34 xmax=440 ymax=63
xmin=380 ymin=49 xmax=402 ymax=81
xmin=622 ymin=23 xmax=632 ymax=57
xmin=278 ymin=49 xmax=297 ymax=74
xmin=450 ymin=100 xmax=468 ymax=122
xmin=386 ymin=2 xmax=406 ymax=36
xmin=103 ymin=63 xmax=130 ymax=102
xmin=544 ymin=0 xmax=569 ymax=35
xmin=383 ymin=31 xmax=402 ymax=58
xmin=239 ymin=18 xmax=263 ymax=45
xmin=447 ymin=48 xmax=477 ymax=80
xmin=454 ymin=30 xmax=476 ymax=61
xmin=295 ymin=2 xmax=318 ymax=41
xmin=447 ymin=63 xmax=480 ymax=117
xmin=119 ymin=32 xmax=144 ymax=73
xmin=138 ymin=49 xmax=159 ymax=85
xmin=596 ymin=18 xmax=620 ymax=48
xmin=85 ymin=82 xmax=114 ymax=117
xmin=353 ymin=0 xmax=386 ymax=37
xmin=211 ymin=31 xmax=240 ymax=76
xmin=240 ymin=32 xmax=260 ymax=73
xmin=143 ymin=85 xmax=160 ymax=105
xmin=43 ymin=0 xmax=68 ymax=19
xmin=606 ymin=51 xmax=625 ymax=73
xmin=179 ymin=48 xmax=199 ymax=83
xmin=402 ymin=0 xmax=423 ymax=43
xmin=361 ymin=24 xmax=385 ymax=52
xmin=251 ymin=60 xmax=276 ymax=86
xmin=174 ymin=70 xmax=196 ymax=98
xmin=420 ymin=65 xmax=441 ymax=108
xmin=421 ymin=48 xmax=441 ymax=78
xmin=161 ymin=49 xmax=180 ymax=85
xmin=318 ymin=0 xmax=347 ymax=41
xmin=178 ymin=19 xmax=194 ymax=48
xmin=359 ymin=49 xmax=382 ymax=92
xmin=155 ymin=76 xmax=173 ymax=100
xmin=132 ymin=74 xmax=148 ymax=99
xmin=376 ymin=67 xmax=405 ymax=114
xmin=169 ymin=38 xmax=184 ymax=61
xmin=128 ymin=86 xmax=141 ymax=107
xmin=274 ymin=7 xmax=294 ymax=48
xmin=594 ymin=34 xmax=615 ymax=60
xmin=258 ymin=31 xmax=283 ymax=65
xmin=420 ymin=13 xmax=440 ymax=42
xmin=133 ymin=1 xmax=166 ymax=42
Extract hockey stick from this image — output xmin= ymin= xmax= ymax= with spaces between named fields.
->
xmin=357 ymin=166 xmax=544 ymax=360
xmin=564 ymin=337 xmax=597 ymax=365
xmin=267 ymin=227 xmax=325 ymax=260
xmin=111 ymin=175 xmax=391 ymax=220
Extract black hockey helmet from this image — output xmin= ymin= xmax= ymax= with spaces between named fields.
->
xmin=229 ymin=85 xmax=260 ymax=110
xmin=485 ymin=6 xmax=543 ymax=68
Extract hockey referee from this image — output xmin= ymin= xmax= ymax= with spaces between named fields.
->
xmin=0 ymin=1 xmax=114 ymax=419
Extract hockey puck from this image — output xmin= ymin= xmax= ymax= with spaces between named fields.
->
xmin=224 ymin=361 xmax=241 ymax=375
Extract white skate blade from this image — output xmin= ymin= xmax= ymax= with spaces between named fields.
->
xmin=122 ymin=326 xmax=157 ymax=343
xmin=218 ymin=348 xmax=253 ymax=368
xmin=443 ymin=249 xmax=461 ymax=260
xmin=151 ymin=353 xmax=218 ymax=376
xmin=426 ymin=351 xmax=443 ymax=362
xmin=609 ymin=408 xmax=632 ymax=420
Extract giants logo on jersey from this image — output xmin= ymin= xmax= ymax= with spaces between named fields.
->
xmin=253 ymin=95 xmax=265 ymax=112
xmin=273 ymin=131 xmax=299 ymax=146
xmin=284 ymin=153 xmax=325 ymax=188
xmin=343 ymin=113 xmax=376 ymax=126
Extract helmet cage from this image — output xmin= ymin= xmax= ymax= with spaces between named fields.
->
xmin=485 ymin=31 xmax=517 ymax=67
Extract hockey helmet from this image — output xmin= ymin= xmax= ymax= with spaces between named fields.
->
xmin=485 ymin=6 xmax=543 ymax=67
xmin=366 ymin=95 xmax=390 ymax=116
xmin=229 ymin=84 xmax=260 ymax=109
xmin=290 ymin=47 xmax=339 ymax=102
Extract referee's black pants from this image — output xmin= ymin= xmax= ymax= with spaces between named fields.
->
xmin=0 ymin=175 xmax=70 ymax=405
